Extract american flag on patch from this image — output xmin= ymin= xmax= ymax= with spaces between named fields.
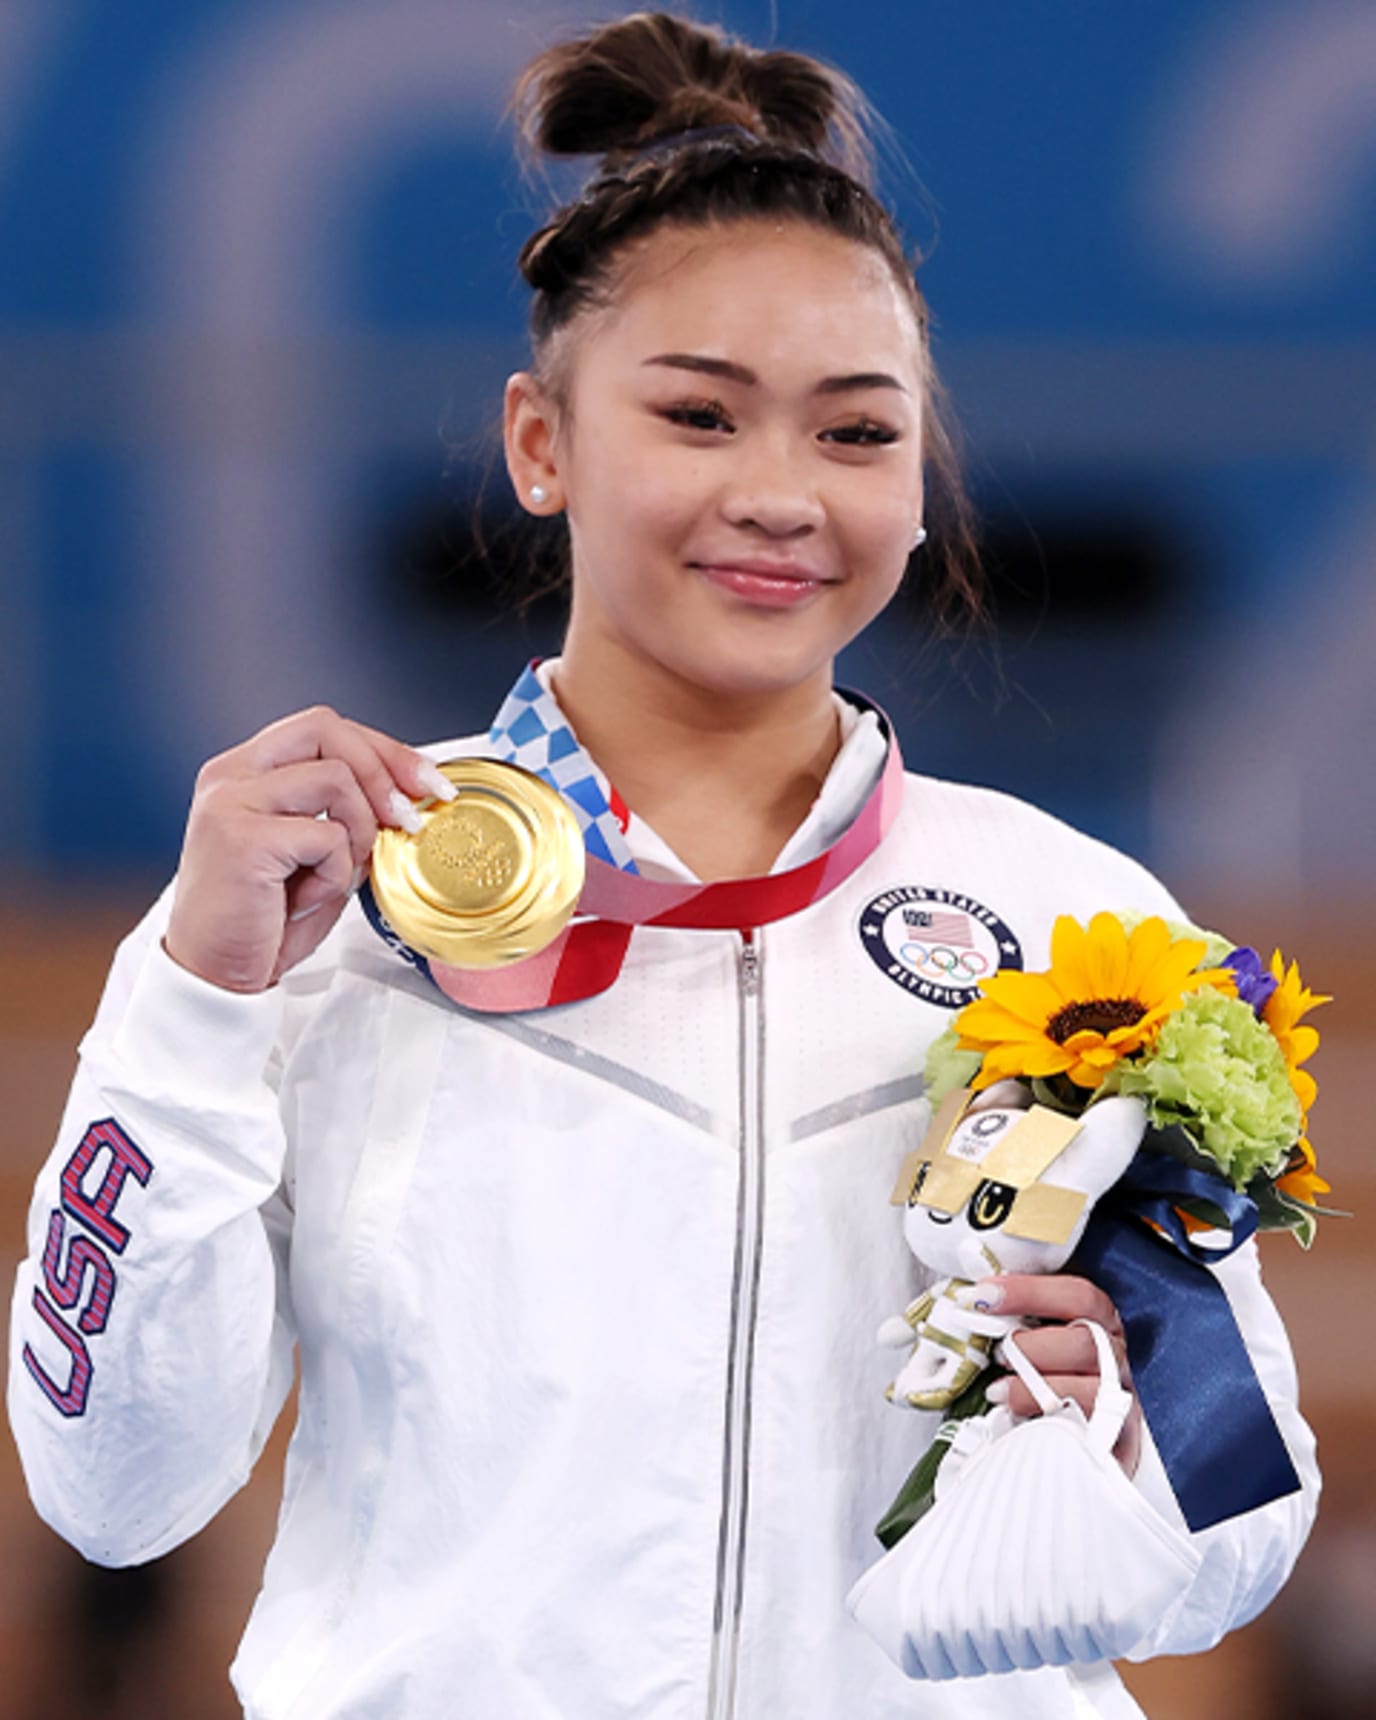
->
xmin=916 ymin=909 xmax=973 ymax=947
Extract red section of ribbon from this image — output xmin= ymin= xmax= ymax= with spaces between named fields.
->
xmin=430 ymin=920 xmax=634 ymax=1014
xmin=549 ymin=920 xmax=635 ymax=1007
xmin=577 ymin=734 xmax=899 ymax=929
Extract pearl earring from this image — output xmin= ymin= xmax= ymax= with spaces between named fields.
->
xmin=529 ymin=484 xmax=548 ymax=506
xmin=911 ymin=525 xmax=928 ymax=549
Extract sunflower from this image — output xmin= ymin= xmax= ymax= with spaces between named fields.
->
xmin=955 ymin=911 xmax=1236 ymax=1090
xmin=1262 ymin=951 xmax=1330 ymax=1115
xmin=1276 ymin=1135 xmax=1330 ymax=1207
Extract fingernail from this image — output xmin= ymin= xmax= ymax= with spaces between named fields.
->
xmin=956 ymin=1279 xmax=1003 ymax=1313
xmin=388 ymin=789 xmax=424 ymax=835
xmin=349 ymin=865 xmax=367 ymax=894
xmin=415 ymin=760 xmax=458 ymax=802
xmin=985 ymin=1378 xmax=1011 ymax=1405
xmin=289 ymin=900 xmax=325 ymax=924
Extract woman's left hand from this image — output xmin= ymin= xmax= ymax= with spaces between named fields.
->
xmin=976 ymin=1273 xmax=1142 ymax=1477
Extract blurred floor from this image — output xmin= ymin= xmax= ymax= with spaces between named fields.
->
xmin=1 ymin=889 xmax=1372 ymax=1719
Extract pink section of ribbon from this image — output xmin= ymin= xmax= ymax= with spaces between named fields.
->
xmin=576 ymin=734 xmax=904 ymax=926
xmin=429 ymin=919 xmax=635 ymax=1013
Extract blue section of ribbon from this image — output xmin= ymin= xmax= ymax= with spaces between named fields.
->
xmin=358 ymin=876 xmax=433 ymax=981
xmin=1070 ymin=1148 xmax=1301 ymax=1532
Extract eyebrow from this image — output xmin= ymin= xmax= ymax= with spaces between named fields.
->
xmin=642 ymin=353 xmax=909 ymax=395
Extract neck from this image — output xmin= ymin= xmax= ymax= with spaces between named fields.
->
xmin=551 ymin=634 xmax=841 ymax=881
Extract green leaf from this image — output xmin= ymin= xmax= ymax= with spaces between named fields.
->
xmin=1029 ymin=1075 xmax=1088 ymax=1116
xmin=1173 ymin=1197 xmax=1234 ymax=1231
xmin=874 ymin=1375 xmax=994 ymax=1550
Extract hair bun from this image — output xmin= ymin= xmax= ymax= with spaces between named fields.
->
xmin=512 ymin=10 xmax=870 ymax=180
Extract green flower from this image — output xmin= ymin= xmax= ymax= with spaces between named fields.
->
xmin=1114 ymin=909 xmax=1233 ymax=972
xmin=923 ymin=1025 xmax=984 ymax=1105
xmin=1109 ymin=988 xmax=1301 ymax=1187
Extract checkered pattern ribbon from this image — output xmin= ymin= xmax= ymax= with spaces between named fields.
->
xmin=488 ymin=663 xmax=638 ymax=873
xmin=361 ymin=664 xmax=904 ymax=1013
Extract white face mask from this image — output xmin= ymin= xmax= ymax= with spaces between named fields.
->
xmin=846 ymin=1320 xmax=1202 ymax=1680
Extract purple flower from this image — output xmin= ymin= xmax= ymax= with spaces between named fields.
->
xmin=1226 ymin=946 xmax=1278 ymax=1016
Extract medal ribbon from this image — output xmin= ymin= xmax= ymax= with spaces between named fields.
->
xmin=486 ymin=663 xmax=640 ymax=874
xmin=360 ymin=663 xmax=904 ymax=1012
xmin=1070 ymin=1149 xmax=1302 ymax=1531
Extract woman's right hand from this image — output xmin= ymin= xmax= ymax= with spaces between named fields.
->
xmin=163 ymin=705 xmax=455 ymax=994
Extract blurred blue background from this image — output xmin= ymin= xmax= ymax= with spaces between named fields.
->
xmin=0 ymin=0 xmax=1371 ymax=892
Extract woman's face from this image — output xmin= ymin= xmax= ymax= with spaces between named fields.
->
xmin=512 ymin=219 xmax=927 ymax=703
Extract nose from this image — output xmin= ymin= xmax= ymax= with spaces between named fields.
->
xmin=719 ymin=434 xmax=824 ymax=538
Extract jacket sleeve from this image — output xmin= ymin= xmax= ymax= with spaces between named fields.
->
xmin=1124 ymin=1237 xmax=1320 ymax=1657
xmin=6 ymin=893 xmax=298 ymax=1567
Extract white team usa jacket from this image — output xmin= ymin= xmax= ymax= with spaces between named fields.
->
xmin=8 ymin=732 xmax=1319 ymax=1720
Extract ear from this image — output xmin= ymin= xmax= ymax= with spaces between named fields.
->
xmin=503 ymin=372 xmax=564 ymax=516
xmin=1047 ymin=1096 xmax=1146 ymax=1200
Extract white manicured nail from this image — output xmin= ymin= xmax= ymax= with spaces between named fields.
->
xmin=350 ymin=866 xmax=368 ymax=894
xmin=388 ymin=789 xmax=424 ymax=834
xmin=289 ymin=900 xmax=325 ymax=924
xmin=416 ymin=760 xmax=458 ymax=802
xmin=985 ymin=1378 xmax=1011 ymax=1405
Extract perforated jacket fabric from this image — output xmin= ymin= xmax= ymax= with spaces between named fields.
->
xmin=8 ymin=737 xmax=1318 ymax=1720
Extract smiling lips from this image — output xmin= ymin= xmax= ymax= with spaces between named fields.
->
xmin=692 ymin=559 xmax=836 ymax=608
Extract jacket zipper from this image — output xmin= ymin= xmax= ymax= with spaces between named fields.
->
xmin=707 ymin=930 xmax=765 ymax=1720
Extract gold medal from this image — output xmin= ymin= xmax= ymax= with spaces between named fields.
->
xmin=370 ymin=759 xmax=585 ymax=968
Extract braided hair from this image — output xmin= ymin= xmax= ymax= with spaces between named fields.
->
xmin=510 ymin=11 xmax=982 ymax=628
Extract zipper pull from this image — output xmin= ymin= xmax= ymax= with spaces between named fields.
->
xmin=739 ymin=933 xmax=760 ymax=995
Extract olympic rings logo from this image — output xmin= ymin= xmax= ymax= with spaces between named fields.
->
xmin=861 ymin=889 xmax=1022 ymax=1000
xmin=898 ymin=941 xmax=991 ymax=981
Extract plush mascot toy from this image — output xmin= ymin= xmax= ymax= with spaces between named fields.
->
xmin=850 ymin=1082 xmax=1211 ymax=1681
xmin=880 ymin=1081 xmax=1145 ymax=1414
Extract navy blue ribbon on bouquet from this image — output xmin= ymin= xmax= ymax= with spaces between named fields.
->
xmin=1069 ymin=1150 xmax=1302 ymax=1533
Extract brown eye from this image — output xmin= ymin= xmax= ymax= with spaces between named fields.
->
xmin=822 ymin=418 xmax=900 ymax=447
xmin=663 ymin=400 xmax=733 ymax=434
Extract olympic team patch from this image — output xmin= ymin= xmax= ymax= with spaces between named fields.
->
xmin=859 ymin=886 xmax=1023 ymax=1007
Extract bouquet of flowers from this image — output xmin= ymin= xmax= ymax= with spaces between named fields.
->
xmin=923 ymin=910 xmax=1332 ymax=1246
xmin=850 ymin=910 xmax=1331 ymax=1678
